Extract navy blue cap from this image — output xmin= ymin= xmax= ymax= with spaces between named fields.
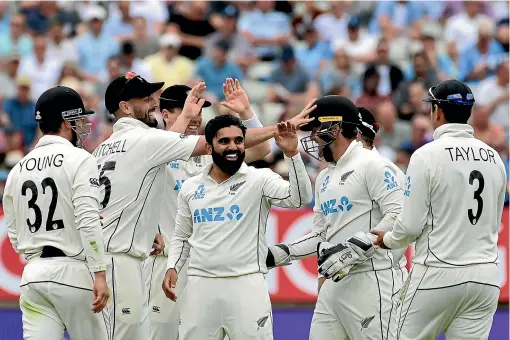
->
xmin=423 ymin=80 xmax=475 ymax=106
xmin=222 ymin=5 xmax=239 ymax=18
xmin=347 ymin=16 xmax=361 ymax=29
xmin=281 ymin=45 xmax=295 ymax=62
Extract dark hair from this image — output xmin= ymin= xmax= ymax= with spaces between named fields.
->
xmin=204 ymin=114 xmax=247 ymax=144
xmin=160 ymin=100 xmax=181 ymax=113
xmin=360 ymin=134 xmax=374 ymax=147
xmin=439 ymin=103 xmax=472 ymax=124
xmin=39 ymin=118 xmax=64 ymax=134
xmin=340 ymin=123 xmax=358 ymax=140
xmin=122 ymin=41 xmax=135 ymax=55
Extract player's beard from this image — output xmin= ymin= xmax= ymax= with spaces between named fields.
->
xmin=134 ymin=106 xmax=158 ymax=128
xmin=211 ymin=147 xmax=245 ymax=175
xmin=322 ymin=144 xmax=335 ymax=163
xmin=71 ymin=129 xmax=79 ymax=147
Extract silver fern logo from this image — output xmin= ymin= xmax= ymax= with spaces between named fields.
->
xmin=257 ymin=315 xmax=269 ymax=330
xmin=229 ymin=181 xmax=246 ymax=195
xmin=340 ymin=170 xmax=354 ymax=185
xmin=360 ymin=315 xmax=375 ymax=330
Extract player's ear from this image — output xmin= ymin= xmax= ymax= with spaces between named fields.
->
xmin=119 ymin=101 xmax=130 ymax=115
xmin=205 ymin=142 xmax=213 ymax=155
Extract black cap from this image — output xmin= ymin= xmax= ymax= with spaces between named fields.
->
xmin=215 ymin=38 xmax=231 ymax=52
xmin=300 ymin=95 xmax=361 ymax=131
xmin=35 ymin=86 xmax=94 ymax=123
xmin=160 ymin=84 xmax=212 ymax=111
xmin=221 ymin=5 xmax=239 ymax=18
xmin=281 ymin=45 xmax=295 ymax=62
xmin=105 ymin=72 xmax=164 ymax=114
xmin=423 ymin=79 xmax=475 ymax=106
xmin=357 ymin=107 xmax=379 ymax=139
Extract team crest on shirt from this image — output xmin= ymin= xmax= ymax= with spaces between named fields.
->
xmin=193 ymin=184 xmax=206 ymax=200
xmin=193 ymin=156 xmax=203 ymax=167
xmin=340 ymin=170 xmax=354 ymax=185
xmin=229 ymin=181 xmax=246 ymax=195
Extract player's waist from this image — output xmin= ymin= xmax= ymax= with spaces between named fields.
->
xmin=409 ymin=263 xmax=500 ymax=289
xmin=26 ymin=246 xmax=87 ymax=262
xmin=186 ymin=263 xmax=267 ymax=278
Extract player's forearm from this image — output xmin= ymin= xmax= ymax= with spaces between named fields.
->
xmin=6 ymin=223 xmax=19 ymax=253
xmin=166 ymin=239 xmax=191 ymax=273
xmin=74 ymin=196 xmax=107 ymax=272
xmin=280 ymin=153 xmax=313 ymax=208
xmin=242 ymin=114 xmax=271 ymax=162
xmin=168 ymin=112 xmax=192 ymax=133
xmin=245 ymin=126 xmax=277 ymax=149
xmin=374 ymin=189 xmax=402 ymax=232
xmin=285 ymin=230 xmax=326 ymax=261
xmin=382 ymin=218 xmax=417 ymax=249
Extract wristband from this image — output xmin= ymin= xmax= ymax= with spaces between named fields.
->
xmin=242 ymin=114 xmax=263 ymax=128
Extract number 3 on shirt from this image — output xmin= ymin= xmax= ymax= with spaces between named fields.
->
xmin=468 ymin=170 xmax=484 ymax=225
xmin=98 ymin=161 xmax=116 ymax=209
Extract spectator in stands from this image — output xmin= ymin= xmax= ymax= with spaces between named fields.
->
xmin=398 ymin=81 xmax=429 ymax=121
xmin=24 ymin=1 xmax=69 ymax=35
xmin=103 ymin=1 xmax=134 ymax=41
xmin=419 ymin=24 xmax=456 ymax=81
xmin=376 ymin=100 xmax=411 ymax=152
xmin=131 ymin=16 xmax=159 ymax=59
xmin=195 ymin=39 xmax=243 ymax=103
xmin=1 ymin=76 xmax=38 ymax=149
xmin=444 ymin=1 xmax=491 ymax=55
xmin=118 ymin=41 xmax=152 ymax=81
xmin=0 ymin=52 xmax=20 ymax=104
xmin=355 ymin=67 xmax=391 ymax=114
xmin=364 ymin=38 xmax=404 ymax=97
xmin=319 ymin=47 xmax=360 ymax=98
xmin=369 ymin=1 xmax=424 ymax=39
xmin=403 ymin=51 xmax=439 ymax=87
xmin=0 ymin=2 xmax=9 ymax=33
xmin=0 ymin=13 xmax=32 ymax=57
xmin=396 ymin=114 xmax=432 ymax=169
xmin=471 ymin=104 xmax=506 ymax=151
xmin=313 ymin=2 xmax=350 ymax=42
xmin=238 ymin=1 xmax=292 ymax=61
xmin=57 ymin=61 xmax=83 ymax=86
xmin=46 ymin=18 xmax=77 ymax=62
xmin=204 ymin=5 xmax=255 ymax=71
xmin=267 ymin=45 xmax=318 ymax=105
xmin=17 ymin=35 xmax=61 ymax=101
xmin=295 ymin=25 xmax=332 ymax=77
xmin=167 ymin=2 xmax=216 ymax=60
xmin=476 ymin=59 xmax=509 ymax=132
xmin=458 ymin=18 xmax=506 ymax=86
xmin=496 ymin=18 xmax=509 ymax=52
xmin=332 ymin=16 xmax=378 ymax=75
xmin=76 ymin=5 xmax=119 ymax=76
xmin=145 ymin=33 xmax=194 ymax=87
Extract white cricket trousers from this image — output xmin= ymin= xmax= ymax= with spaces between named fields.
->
xmin=19 ymin=257 xmax=109 ymax=340
xmin=179 ymin=273 xmax=273 ymax=340
xmin=310 ymin=268 xmax=400 ymax=340
xmin=143 ymin=255 xmax=189 ymax=340
xmin=105 ymin=253 xmax=149 ymax=340
xmin=398 ymin=263 xmax=500 ymax=340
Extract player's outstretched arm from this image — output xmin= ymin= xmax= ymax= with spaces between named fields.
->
xmin=72 ymin=156 xmax=109 ymax=312
xmin=221 ymin=77 xmax=270 ymax=163
xmin=164 ymin=190 xmax=193 ymax=301
xmin=373 ymin=153 xmax=430 ymax=250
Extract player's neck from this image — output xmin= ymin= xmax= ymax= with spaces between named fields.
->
xmin=208 ymin=165 xmax=233 ymax=184
xmin=45 ymin=131 xmax=71 ymax=142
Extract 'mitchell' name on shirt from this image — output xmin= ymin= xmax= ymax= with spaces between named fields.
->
xmin=92 ymin=139 xmax=128 ymax=157
xmin=445 ymin=146 xmax=497 ymax=163
xmin=18 ymin=154 xmax=64 ymax=172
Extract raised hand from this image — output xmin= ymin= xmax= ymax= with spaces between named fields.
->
xmin=274 ymin=121 xmax=298 ymax=157
xmin=182 ymin=82 xmax=207 ymax=119
xmin=288 ymin=99 xmax=317 ymax=129
xmin=221 ymin=78 xmax=250 ymax=115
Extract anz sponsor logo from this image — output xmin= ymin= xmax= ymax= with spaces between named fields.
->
xmin=168 ymin=161 xmax=180 ymax=169
xmin=193 ymin=184 xmax=206 ymax=200
xmin=174 ymin=180 xmax=185 ymax=191
xmin=384 ymin=171 xmax=397 ymax=190
xmin=321 ymin=196 xmax=353 ymax=216
xmin=193 ymin=204 xmax=244 ymax=223
xmin=404 ymin=176 xmax=411 ymax=197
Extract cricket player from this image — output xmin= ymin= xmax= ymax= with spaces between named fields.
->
xmin=4 ymin=86 xmax=109 ymax=339
xmin=95 ymin=72 xmax=313 ymax=339
xmin=145 ymin=78 xmax=271 ymax=340
xmin=162 ymin=113 xmax=314 ymax=340
xmin=372 ymin=80 xmax=507 ymax=340
xmin=267 ymin=96 xmax=403 ymax=339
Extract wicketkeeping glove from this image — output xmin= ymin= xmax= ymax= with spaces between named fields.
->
xmin=317 ymin=232 xmax=377 ymax=282
xmin=266 ymin=244 xmax=292 ymax=269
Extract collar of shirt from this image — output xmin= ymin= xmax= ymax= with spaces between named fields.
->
xmin=113 ymin=117 xmax=151 ymax=133
xmin=34 ymin=135 xmax=73 ymax=148
xmin=433 ymin=123 xmax=475 ymax=140
xmin=334 ymin=140 xmax=363 ymax=166
xmin=371 ymin=146 xmax=379 ymax=154
xmin=201 ymin=162 xmax=249 ymax=184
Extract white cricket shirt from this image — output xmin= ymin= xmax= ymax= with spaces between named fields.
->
xmin=167 ymin=154 xmax=313 ymax=277
xmin=159 ymin=155 xmax=212 ymax=256
xmin=384 ymin=124 xmax=507 ymax=269
xmin=285 ymin=141 xmax=403 ymax=273
xmin=92 ymin=117 xmax=200 ymax=259
xmin=4 ymin=135 xmax=106 ymax=272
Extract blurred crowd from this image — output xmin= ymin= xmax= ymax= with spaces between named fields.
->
xmin=0 ymin=0 xmax=508 ymax=203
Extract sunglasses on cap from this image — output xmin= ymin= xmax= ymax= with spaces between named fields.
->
xmin=425 ymin=87 xmax=475 ymax=106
